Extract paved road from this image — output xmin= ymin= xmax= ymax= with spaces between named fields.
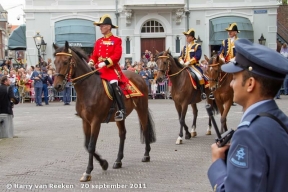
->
xmin=1 ymin=97 xmax=288 ymax=192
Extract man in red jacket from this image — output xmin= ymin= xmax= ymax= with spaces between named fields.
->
xmin=88 ymin=14 xmax=125 ymax=121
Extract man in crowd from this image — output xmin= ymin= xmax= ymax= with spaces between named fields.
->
xmin=0 ymin=76 xmax=19 ymax=116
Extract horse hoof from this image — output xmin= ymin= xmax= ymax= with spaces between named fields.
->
xmin=113 ymin=162 xmax=122 ymax=169
xmin=80 ymin=173 xmax=91 ymax=182
xmin=142 ymin=156 xmax=150 ymax=162
xmin=206 ymin=130 xmax=212 ymax=135
xmin=176 ymin=139 xmax=183 ymax=145
xmin=191 ymin=132 xmax=197 ymax=137
xmin=101 ymin=160 xmax=109 ymax=171
xmin=185 ymin=134 xmax=191 ymax=139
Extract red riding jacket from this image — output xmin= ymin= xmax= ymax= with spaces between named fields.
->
xmin=89 ymin=32 xmax=123 ymax=81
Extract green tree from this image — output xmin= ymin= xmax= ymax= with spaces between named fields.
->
xmin=278 ymin=0 xmax=287 ymax=5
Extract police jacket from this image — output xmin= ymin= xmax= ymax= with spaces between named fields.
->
xmin=30 ymin=71 xmax=43 ymax=88
xmin=208 ymin=100 xmax=288 ymax=192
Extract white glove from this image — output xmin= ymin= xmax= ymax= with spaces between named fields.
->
xmin=179 ymin=60 xmax=184 ymax=65
xmin=88 ymin=61 xmax=94 ymax=67
xmin=229 ymin=57 xmax=235 ymax=62
xmin=98 ymin=62 xmax=106 ymax=68
xmin=184 ymin=61 xmax=190 ymax=66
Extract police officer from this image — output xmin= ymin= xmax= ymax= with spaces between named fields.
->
xmin=30 ymin=65 xmax=43 ymax=106
xmin=179 ymin=28 xmax=207 ymax=100
xmin=208 ymin=39 xmax=288 ymax=192
xmin=209 ymin=23 xmax=239 ymax=100
xmin=88 ymin=14 xmax=126 ymax=121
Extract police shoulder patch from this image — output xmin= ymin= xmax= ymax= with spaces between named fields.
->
xmin=229 ymin=144 xmax=248 ymax=168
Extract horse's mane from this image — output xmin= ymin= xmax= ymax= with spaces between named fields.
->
xmin=156 ymin=51 xmax=183 ymax=69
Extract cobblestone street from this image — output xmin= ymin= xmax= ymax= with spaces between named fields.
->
xmin=1 ymin=97 xmax=288 ymax=192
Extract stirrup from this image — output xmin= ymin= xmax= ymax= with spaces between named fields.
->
xmin=115 ymin=110 xmax=125 ymax=121
xmin=201 ymin=93 xmax=207 ymax=100
xmin=208 ymin=93 xmax=215 ymax=100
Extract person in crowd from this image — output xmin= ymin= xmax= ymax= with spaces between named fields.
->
xmin=208 ymin=38 xmax=288 ymax=192
xmin=144 ymin=50 xmax=151 ymax=60
xmin=63 ymin=77 xmax=72 ymax=105
xmin=179 ymin=28 xmax=207 ymax=100
xmin=0 ymin=69 xmax=3 ymax=79
xmin=0 ymin=76 xmax=19 ymax=117
xmin=87 ymin=14 xmax=127 ymax=121
xmin=147 ymin=57 xmax=157 ymax=68
xmin=139 ymin=66 xmax=151 ymax=90
xmin=41 ymin=67 xmax=53 ymax=105
xmin=141 ymin=54 xmax=148 ymax=67
xmin=30 ymin=65 xmax=43 ymax=106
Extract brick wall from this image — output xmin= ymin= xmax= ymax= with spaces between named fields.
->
xmin=277 ymin=5 xmax=288 ymax=49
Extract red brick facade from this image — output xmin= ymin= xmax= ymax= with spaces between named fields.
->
xmin=277 ymin=5 xmax=288 ymax=51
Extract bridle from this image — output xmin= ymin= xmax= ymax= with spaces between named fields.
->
xmin=208 ymin=57 xmax=228 ymax=89
xmin=54 ymin=48 xmax=100 ymax=86
xmin=157 ymin=55 xmax=188 ymax=78
xmin=54 ymin=49 xmax=74 ymax=87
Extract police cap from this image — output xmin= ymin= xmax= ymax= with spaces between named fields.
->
xmin=221 ymin=39 xmax=288 ymax=80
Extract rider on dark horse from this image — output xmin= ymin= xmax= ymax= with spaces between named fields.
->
xmin=209 ymin=23 xmax=239 ymax=100
xmin=88 ymin=14 xmax=126 ymax=121
xmin=179 ymin=28 xmax=207 ymax=100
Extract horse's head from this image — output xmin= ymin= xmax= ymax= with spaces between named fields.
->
xmin=205 ymin=54 xmax=225 ymax=91
xmin=155 ymin=49 xmax=171 ymax=83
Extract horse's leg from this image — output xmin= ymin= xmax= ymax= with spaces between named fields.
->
xmin=221 ymin=100 xmax=233 ymax=132
xmin=178 ymin=104 xmax=190 ymax=143
xmin=174 ymin=104 xmax=184 ymax=144
xmin=80 ymin=121 xmax=108 ymax=182
xmin=113 ymin=120 xmax=126 ymax=169
xmin=216 ymin=101 xmax=225 ymax=133
xmin=190 ymin=104 xmax=198 ymax=137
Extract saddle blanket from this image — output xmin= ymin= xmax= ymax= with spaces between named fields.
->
xmin=186 ymin=69 xmax=210 ymax=89
xmin=102 ymin=80 xmax=143 ymax=100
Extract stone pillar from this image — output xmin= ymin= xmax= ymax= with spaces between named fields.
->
xmin=0 ymin=114 xmax=14 ymax=138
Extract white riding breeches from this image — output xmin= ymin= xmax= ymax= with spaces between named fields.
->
xmin=110 ymin=80 xmax=118 ymax=84
xmin=189 ymin=67 xmax=203 ymax=80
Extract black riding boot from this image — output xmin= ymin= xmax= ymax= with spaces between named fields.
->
xmin=111 ymin=82 xmax=125 ymax=121
xmin=200 ymin=85 xmax=207 ymax=100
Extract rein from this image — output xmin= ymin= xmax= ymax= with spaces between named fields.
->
xmin=208 ymin=62 xmax=228 ymax=88
xmin=158 ymin=55 xmax=187 ymax=77
xmin=55 ymin=51 xmax=99 ymax=85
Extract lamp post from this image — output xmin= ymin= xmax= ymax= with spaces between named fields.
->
xmin=258 ymin=34 xmax=266 ymax=45
xmin=40 ymin=39 xmax=47 ymax=60
xmin=195 ymin=35 xmax=203 ymax=46
xmin=33 ymin=32 xmax=43 ymax=67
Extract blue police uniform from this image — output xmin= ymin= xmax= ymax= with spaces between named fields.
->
xmin=208 ymin=39 xmax=288 ymax=192
xmin=30 ymin=69 xmax=43 ymax=106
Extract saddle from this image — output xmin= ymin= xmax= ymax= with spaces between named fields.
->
xmin=186 ymin=67 xmax=209 ymax=89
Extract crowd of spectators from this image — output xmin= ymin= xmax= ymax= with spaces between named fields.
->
xmin=0 ymin=58 xmax=70 ymax=105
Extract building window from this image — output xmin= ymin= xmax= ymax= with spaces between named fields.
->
xmin=126 ymin=37 xmax=130 ymax=54
xmin=176 ymin=36 xmax=180 ymax=53
xmin=141 ymin=20 xmax=164 ymax=33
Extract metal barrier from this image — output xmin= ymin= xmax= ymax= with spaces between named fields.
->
xmin=20 ymin=80 xmax=171 ymax=102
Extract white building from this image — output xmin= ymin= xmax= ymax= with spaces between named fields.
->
xmin=24 ymin=0 xmax=279 ymax=66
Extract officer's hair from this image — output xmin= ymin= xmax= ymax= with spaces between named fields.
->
xmin=242 ymin=70 xmax=283 ymax=97
xmin=1 ymin=76 xmax=8 ymax=84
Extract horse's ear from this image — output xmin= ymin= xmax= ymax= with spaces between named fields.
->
xmin=204 ymin=54 xmax=209 ymax=62
xmin=155 ymin=50 xmax=159 ymax=55
xmin=64 ymin=41 xmax=69 ymax=52
xmin=166 ymin=48 xmax=170 ymax=53
xmin=53 ymin=43 xmax=59 ymax=50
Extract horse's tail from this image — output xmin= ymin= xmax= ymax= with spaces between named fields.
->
xmin=140 ymin=108 xmax=156 ymax=144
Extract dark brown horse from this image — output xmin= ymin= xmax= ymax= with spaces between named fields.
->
xmin=53 ymin=41 xmax=156 ymax=182
xmin=155 ymin=50 xmax=217 ymax=144
xmin=204 ymin=54 xmax=233 ymax=133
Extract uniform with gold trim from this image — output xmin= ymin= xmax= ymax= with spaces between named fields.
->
xmin=89 ymin=14 xmax=126 ymax=121
xmin=89 ymin=33 xmax=122 ymax=81
xmin=218 ymin=23 xmax=239 ymax=63
xmin=179 ymin=28 xmax=207 ymax=100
